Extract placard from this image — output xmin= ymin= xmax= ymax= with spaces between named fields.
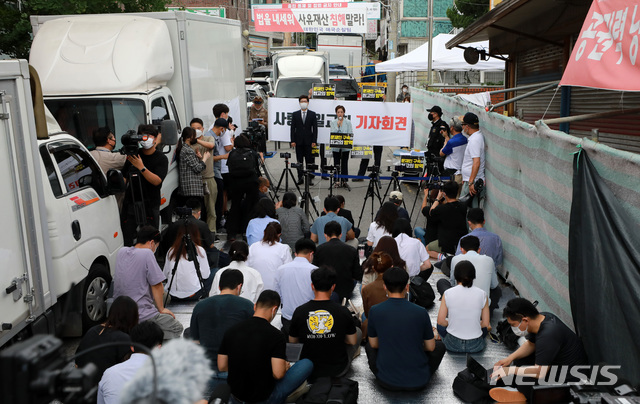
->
xmin=400 ymin=155 xmax=424 ymax=170
xmin=362 ymin=86 xmax=385 ymax=102
xmin=350 ymin=145 xmax=373 ymax=159
xmin=312 ymin=83 xmax=336 ymax=99
xmin=312 ymin=145 xmax=320 ymax=157
xmin=329 ymin=132 xmax=353 ymax=149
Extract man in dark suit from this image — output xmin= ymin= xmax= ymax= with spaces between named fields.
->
xmin=290 ymin=95 xmax=318 ymax=185
xmin=313 ymin=220 xmax=362 ymax=302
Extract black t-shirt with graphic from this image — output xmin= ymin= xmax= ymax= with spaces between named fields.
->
xmin=289 ymin=300 xmax=357 ymax=379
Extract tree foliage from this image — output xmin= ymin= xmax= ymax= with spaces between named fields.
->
xmin=1 ymin=0 xmax=169 ymax=59
xmin=446 ymin=0 xmax=490 ymax=29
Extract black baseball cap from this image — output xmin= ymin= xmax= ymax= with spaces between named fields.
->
xmin=461 ymin=112 xmax=480 ymax=125
xmin=214 ymin=118 xmax=228 ymax=128
xmin=427 ymin=105 xmax=443 ymax=115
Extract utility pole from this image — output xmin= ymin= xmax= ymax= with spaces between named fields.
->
xmin=387 ymin=0 xmax=399 ymax=102
xmin=427 ymin=0 xmax=433 ymax=87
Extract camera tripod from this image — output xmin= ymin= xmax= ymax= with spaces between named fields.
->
xmin=299 ymin=167 xmax=319 ymax=220
xmin=357 ymin=167 xmax=383 ymax=228
xmin=257 ymin=153 xmax=280 ymax=202
xmin=274 ymin=155 xmax=300 ymax=195
xmin=163 ymin=217 xmax=206 ymax=307
xmin=381 ymin=170 xmax=407 ymax=211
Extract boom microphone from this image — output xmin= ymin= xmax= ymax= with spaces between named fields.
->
xmin=120 ymin=339 xmax=213 ymax=404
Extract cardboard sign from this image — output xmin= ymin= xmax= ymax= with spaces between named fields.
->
xmin=329 ymin=132 xmax=353 ymax=149
xmin=312 ymin=83 xmax=336 ymax=99
xmin=362 ymin=86 xmax=385 ymax=102
xmin=350 ymin=145 xmax=373 ymax=159
xmin=400 ymin=155 xmax=424 ymax=170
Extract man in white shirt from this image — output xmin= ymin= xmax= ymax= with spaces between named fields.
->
xmin=275 ymin=238 xmax=317 ymax=336
xmin=437 ymin=235 xmax=499 ymax=312
xmin=97 ymin=321 xmax=164 ymax=404
xmin=459 ymin=112 xmax=485 ymax=208
xmin=392 ymin=218 xmax=433 ymax=278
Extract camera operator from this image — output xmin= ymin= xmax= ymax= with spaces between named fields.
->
xmin=90 ymin=127 xmax=126 ymax=174
xmin=121 ymin=124 xmax=168 ymax=246
xmin=226 ymin=134 xmax=261 ymax=240
xmin=249 ymin=96 xmax=268 ymax=122
xmin=439 ymin=117 xmax=468 ymax=197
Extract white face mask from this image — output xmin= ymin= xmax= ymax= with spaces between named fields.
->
xmin=300 ymin=102 xmax=308 ymax=110
xmin=402 ymin=88 xmax=407 ymax=93
xmin=511 ymin=323 xmax=528 ymax=337
xmin=195 ymin=129 xmax=203 ymax=138
xmin=140 ymin=137 xmax=154 ymax=149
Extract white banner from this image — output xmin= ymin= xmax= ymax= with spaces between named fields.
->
xmin=267 ymin=98 xmax=412 ymax=147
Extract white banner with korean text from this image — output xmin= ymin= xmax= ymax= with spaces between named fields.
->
xmin=267 ymin=98 xmax=412 ymax=146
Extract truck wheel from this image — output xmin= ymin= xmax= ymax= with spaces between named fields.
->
xmin=82 ymin=264 xmax=112 ymax=331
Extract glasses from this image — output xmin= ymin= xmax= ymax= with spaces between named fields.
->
xmin=255 ymin=101 xmax=263 ymax=105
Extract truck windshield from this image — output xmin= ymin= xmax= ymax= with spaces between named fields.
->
xmin=45 ymin=98 xmax=146 ymax=149
xmin=276 ymin=78 xmax=318 ymax=98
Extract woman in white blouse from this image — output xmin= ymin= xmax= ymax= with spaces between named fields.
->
xmin=329 ymin=105 xmax=353 ymax=188
xmin=247 ymin=222 xmax=293 ymax=291
xmin=210 ymin=240 xmax=264 ymax=303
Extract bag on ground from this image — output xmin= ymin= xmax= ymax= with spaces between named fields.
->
xmin=297 ymin=377 xmax=358 ymax=404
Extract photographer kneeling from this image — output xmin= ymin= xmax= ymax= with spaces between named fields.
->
xmin=163 ymin=220 xmax=213 ymax=302
xmin=226 ymin=134 xmax=261 ymax=240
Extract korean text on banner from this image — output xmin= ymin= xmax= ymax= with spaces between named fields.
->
xmin=560 ymin=1 xmax=640 ymax=91
xmin=253 ymin=3 xmax=367 ymax=33
xmin=267 ymin=98 xmax=412 ymax=147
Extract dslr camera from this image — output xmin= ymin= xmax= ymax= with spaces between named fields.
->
xmin=119 ymin=129 xmax=145 ymax=156
xmin=306 ymin=164 xmax=319 ymax=170
xmin=175 ymin=206 xmax=193 ymax=219
xmin=280 ymin=152 xmax=291 ymax=159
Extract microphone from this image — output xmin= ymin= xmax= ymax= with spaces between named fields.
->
xmin=120 ymin=338 xmax=213 ymax=404
xmin=209 ymin=383 xmax=231 ymax=404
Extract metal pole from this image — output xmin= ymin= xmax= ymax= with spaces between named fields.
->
xmin=542 ymin=108 xmax=640 ymax=125
xmin=427 ymin=0 xmax=433 ymax=87
xmin=488 ymin=80 xmax=560 ymax=95
xmin=489 ymin=82 xmax=558 ymax=112
xmin=387 ymin=0 xmax=398 ymax=100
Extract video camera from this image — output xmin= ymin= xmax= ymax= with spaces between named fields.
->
xmin=393 ymin=165 xmax=406 ymax=172
xmin=241 ymin=121 xmax=267 ymax=154
xmin=119 ymin=129 xmax=146 ymax=156
xmin=175 ymin=206 xmax=192 ymax=219
xmin=280 ymin=152 xmax=291 ymax=159
xmin=424 ymin=151 xmax=444 ymax=165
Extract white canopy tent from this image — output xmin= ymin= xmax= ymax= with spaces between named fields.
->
xmin=376 ymin=34 xmax=504 ymax=72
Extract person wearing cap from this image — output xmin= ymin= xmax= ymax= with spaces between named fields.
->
xmin=388 ymin=191 xmax=410 ymax=222
xmin=113 ymin=226 xmax=184 ymax=340
xmin=396 ymin=84 xmax=411 ymax=102
xmin=249 ymin=96 xmax=268 ymax=122
xmin=440 ymin=116 xmax=468 ymax=196
xmin=459 ymin=112 xmax=485 ymax=208
xmin=426 ymin=106 xmax=449 ymax=161
xmin=190 ymin=118 xmax=219 ymax=232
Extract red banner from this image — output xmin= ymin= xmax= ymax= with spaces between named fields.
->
xmin=560 ymin=2 xmax=640 ymax=91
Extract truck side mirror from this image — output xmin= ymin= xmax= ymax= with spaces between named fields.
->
xmin=160 ymin=119 xmax=178 ymax=146
xmin=106 ymin=169 xmax=126 ymax=194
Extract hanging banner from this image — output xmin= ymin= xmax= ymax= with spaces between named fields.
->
xmin=267 ymin=98 xmax=412 ymax=146
xmin=560 ymin=1 xmax=640 ymax=91
xmin=253 ymin=3 xmax=367 ymax=33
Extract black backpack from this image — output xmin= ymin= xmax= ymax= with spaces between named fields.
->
xmin=408 ymin=272 xmax=435 ymax=309
xmin=297 ymin=377 xmax=358 ymax=404
xmin=227 ymin=148 xmax=256 ymax=178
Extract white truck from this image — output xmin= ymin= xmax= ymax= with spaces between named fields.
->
xmin=29 ymin=11 xmax=247 ymax=220
xmin=273 ymin=50 xmax=329 ymax=98
xmin=317 ymin=34 xmax=364 ymax=80
xmin=0 ymin=60 xmax=134 ymax=346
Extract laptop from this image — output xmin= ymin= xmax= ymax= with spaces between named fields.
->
xmin=467 ymin=355 xmax=493 ymax=383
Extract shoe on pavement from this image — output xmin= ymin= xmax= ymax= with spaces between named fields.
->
xmin=489 ymin=387 xmax=526 ymax=403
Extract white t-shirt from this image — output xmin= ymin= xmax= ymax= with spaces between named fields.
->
xmin=210 ymin=261 xmax=264 ymax=303
xmin=366 ymin=222 xmax=391 ymax=247
xmin=460 ymin=130 xmax=485 ymax=182
xmin=215 ymin=130 xmax=233 ymax=174
xmin=395 ymin=233 xmax=430 ymax=277
xmin=247 ymin=241 xmax=293 ymax=291
xmin=444 ymin=285 xmax=487 ymax=340
xmin=450 ymin=251 xmax=497 ymax=303
xmin=163 ymin=246 xmax=210 ymax=299
xmin=98 ymin=353 xmax=149 ymax=404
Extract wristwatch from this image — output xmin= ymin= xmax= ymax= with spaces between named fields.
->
xmin=140 ymin=167 xmax=147 ymax=173
xmin=438 ymin=198 xmax=445 ymax=203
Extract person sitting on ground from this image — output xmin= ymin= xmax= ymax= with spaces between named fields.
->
xmin=246 ymin=198 xmax=280 ymax=246
xmin=310 ymin=196 xmax=355 ymax=245
xmin=489 ymin=298 xmax=588 ymax=403
xmin=275 ymin=238 xmax=317 ymax=336
xmin=438 ymin=235 xmax=500 ymax=312
xmin=76 ymin=296 xmax=139 ymax=379
xmin=319 ymin=194 xmax=359 ymax=237
xmin=361 ymin=252 xmax=393 ymax=339
xmin=113 ymin=226 xmax=183 ymax=340
xmin=218 ymin=290 xmax=314 ymax=404
xmin=426 ymin=180 xmax=468 ymax=259
xmin=455 ymin=208 xmax=503 ymax=270
xmin=313 ymin=220 xmax=362 ymax=302
xmin=257 ymin=177 xmax=271 ymax=201
xmin=392 ymin=218 xmax=433 ymax=279
xmin=367 ymin=201 xmax=398 ymax=248
xmin=289 ymin=266 xmax=360 ymax=380
xmin=211 ymin=240 xmax=264 ymax=304
xmin=276 ymin=192 xmax=310 ymax=251
xmin=436 ymin=261 xmax=489 ymax=353
xmin=247 ymin=222 xmax=293 ymax=290
xmin=365 ymin=267 xmax=446 ymax=391
xmin=97 ymin=320 xmax=164 ymax=404
xmin=389 ymin=191 xmax=411 ymax=221
xmin=163 ymin=220 xmax=213 ymax=302
xmin=361 ymin=236 xmax=407 ymax=287
xmin=190 ymin=269 xmax=254 ymax=394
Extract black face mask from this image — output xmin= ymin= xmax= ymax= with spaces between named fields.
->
xmin=428 ymin=113 xmax=434 ymax=121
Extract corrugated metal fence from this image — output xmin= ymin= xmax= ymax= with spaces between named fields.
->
xmin=411 ymin=87 xmax=640 ymax=327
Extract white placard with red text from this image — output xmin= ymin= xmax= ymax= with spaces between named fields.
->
xmin=267 ymin=98 xmax=412 ymax=147
xmin=253 ymin=3 xmax=368 ymax=33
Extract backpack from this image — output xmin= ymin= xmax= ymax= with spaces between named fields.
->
xmin=408 ymin=272 xmax=435 ymax=309
xmin=452 ymin=368 xmax=492 ymax=403
xmin=227 ymin=148 xmax=256 ymax=178
xmin=496 ymin=318 xmax=520 ymax=350
xmin=297 ymin=377 xmax=358 ymax=404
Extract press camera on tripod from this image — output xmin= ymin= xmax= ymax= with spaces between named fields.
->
xmin=241 ymin=121 xmax=267 ymax=153
xmin=367 ymin=165 xmax=380 ymax=178
xmin=119 ymin=129 xmax=145 ymax=156
xmin=280 ymin=152 xmax=291 ymax=159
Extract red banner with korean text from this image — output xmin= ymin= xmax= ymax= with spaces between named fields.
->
xmin=253 ymin=3 xmax=367 ymax=34
xmin=267 ymin=98 xmax=412 ymax=146
xmin=560 ymin=1 xmax=640 ymax=91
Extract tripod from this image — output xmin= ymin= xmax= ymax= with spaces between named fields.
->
xmin=274 ymin=155 xmax=301 ymax=195
xmin=163 ymin=218 xmax=205 ymax=307
xmin=357 ymin=167 xmax=383 ymax=228
xmin=258 ymin=153 xmax=279 ymax=202
xmin=409 ymin=161 xmax=445 ymax=227
xmin=299 ymin=167 xmax=319 ymax=220
xmin=381 ymin=171 xmax=406 ymax=210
